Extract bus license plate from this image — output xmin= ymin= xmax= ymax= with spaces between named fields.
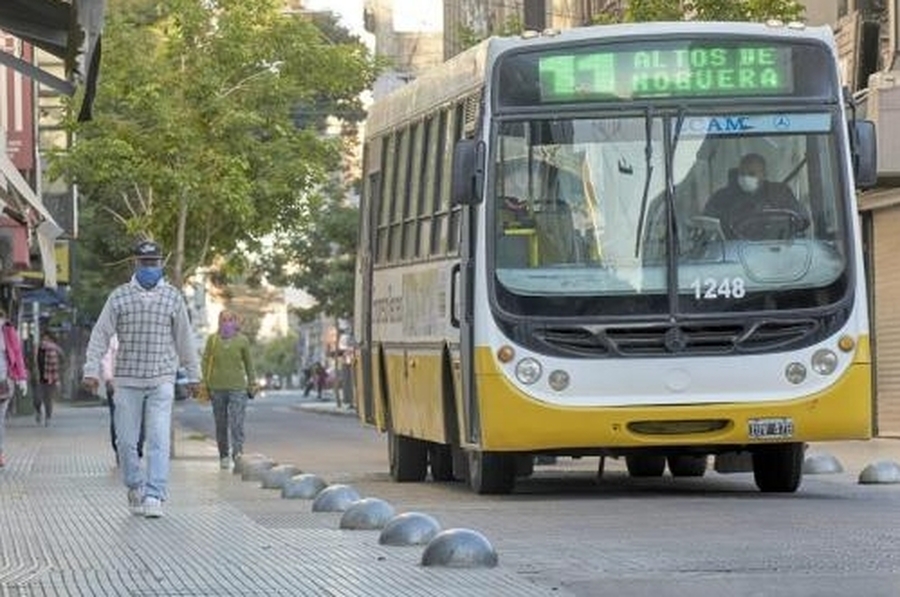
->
xmin=748 ymin=417 xmax=794 ymax=439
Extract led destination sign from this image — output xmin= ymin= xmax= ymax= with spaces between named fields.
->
xmin=537 ymin=44 xmax=794 ymax=101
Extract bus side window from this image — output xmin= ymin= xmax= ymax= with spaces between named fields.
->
xmin=497 ymin=196 xmax=538 ymax=267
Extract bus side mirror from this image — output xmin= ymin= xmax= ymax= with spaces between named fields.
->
xmin=451 ymin=139 xmax=484 ymax=205
xmin=852 ymin=120 xmax=877 ymax=190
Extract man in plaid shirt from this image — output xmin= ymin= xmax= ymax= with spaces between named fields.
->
xmin=82 ymin=240 xmax=200 ymax=519
xmin=34 ymin=330 xmax=63 ymax=426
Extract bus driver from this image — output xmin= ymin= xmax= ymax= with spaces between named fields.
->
xmin=703 ymin=153 xmax=808 ymax=240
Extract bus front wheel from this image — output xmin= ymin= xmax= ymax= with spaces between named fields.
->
xmin=468 ymin=450 xmax=516 ymax=494
xmin=388 ymin=430 xmax=428 ymax=482
xmin=752 ymin=442 xmax=804 ymax=493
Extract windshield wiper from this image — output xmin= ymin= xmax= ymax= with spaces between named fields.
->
xmin=666 ymin=107 xmax=687 ymax=307
xmin=667 ymin=107 xmax=687 ymax=249
xmin=633 ymin=107 xmax=654 ymax=257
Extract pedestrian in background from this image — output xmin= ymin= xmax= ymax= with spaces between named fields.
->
xmin=34 ymin=330 xmax=64 ymax=426
xmin=82 ymin=240 xmax=200 ymax=518
xmin=303 ymin=361 xmax=326 ymax=401
xmin=202 ymin=310 xmax=257 ymax=470
xmin=0 ymin=306 xmax=28 ymax=467
xmin=101 ymin=334 xmax=144 ymax=465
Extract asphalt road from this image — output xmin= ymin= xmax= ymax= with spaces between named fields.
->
xmin=175 ymin=388 xmax=900 ymax=597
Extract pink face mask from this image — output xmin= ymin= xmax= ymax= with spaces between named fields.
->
xmin=220 ymin=321 xmax=239 ymax=338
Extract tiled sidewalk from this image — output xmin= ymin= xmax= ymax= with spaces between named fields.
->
xmin=0 ymin=403 xmax=557 ymax=596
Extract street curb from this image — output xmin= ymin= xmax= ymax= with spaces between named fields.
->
xmin=293 ymin=403 xmax=358 ymax=418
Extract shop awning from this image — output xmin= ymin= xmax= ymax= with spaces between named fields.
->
xmin=0 ymin=0 xmax=105 ymax=121
xmin=0 ymin=142 xmax=63 ymax=288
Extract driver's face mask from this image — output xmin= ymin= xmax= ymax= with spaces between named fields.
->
xmin=738 ymin=174 xmax=761 ymax=194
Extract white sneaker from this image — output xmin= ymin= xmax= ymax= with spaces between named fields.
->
xmin=219 ymin=457 xmax=231 ymax=470
xmin=127 ymin=488 xmax=143 ymax=515
xmin=143 ymin=497 xmax=163 ymax=518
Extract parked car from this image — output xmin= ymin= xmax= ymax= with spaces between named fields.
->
xmin=268 ymin=374 xmax=282 ymax=390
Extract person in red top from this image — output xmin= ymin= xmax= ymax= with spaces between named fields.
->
xmin=0 ymin=306 xmax=28 ymax=467
xmin=35 ymin=330 xmax=63 ymax=426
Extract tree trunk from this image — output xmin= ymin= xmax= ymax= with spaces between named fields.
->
xmin=172 ymin=192 xmax=189 ymax=289
xmin=170 ymin=192 xmax=189 ymax=458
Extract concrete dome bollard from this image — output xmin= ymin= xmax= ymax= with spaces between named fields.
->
xmin=241 ymin=458 xmax=276 ymax=482
xmin=803 ymin=452 xmax=844 ymax=474
xmin=858 ymin=460 xmax=900 ymax=484
xmin=311 ymin=484 xmax=361 ymax=512
xmin=261 ymin=464 xmax=303 ymax=489
xmin=420 ymin=528 xmax=498 ymax=568
xmin=281 ymin=473 xmax=328 ymax=499
xmin=339 ymin=498 xmax=396 ymax=530
xmin=379 ymin=512 xmax=442 ymax=546
xmin=233 ymin=453 xmax=267 ymax=475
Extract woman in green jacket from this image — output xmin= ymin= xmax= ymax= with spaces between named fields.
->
xmin=202 ymin=310 xmax=257 ymax=469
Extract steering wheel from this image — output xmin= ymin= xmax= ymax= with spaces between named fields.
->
xmin=732 ymin=208 xmax=810 ymax=240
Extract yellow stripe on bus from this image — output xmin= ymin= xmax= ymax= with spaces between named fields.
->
xmin=473 ymin=339 xmax=872 ymax=451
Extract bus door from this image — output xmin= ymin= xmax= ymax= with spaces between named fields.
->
xmin=358 ymin=168 xmax=380 ymax=425
xmin=451 ymin=139 xmax=482 ymax=446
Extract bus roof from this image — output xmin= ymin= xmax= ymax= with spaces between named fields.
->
xmin=364 ymin=21 xmax=836 ymax=138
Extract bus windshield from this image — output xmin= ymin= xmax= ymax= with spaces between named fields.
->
xmin=492 ymin=110 xmax=850 ymax=318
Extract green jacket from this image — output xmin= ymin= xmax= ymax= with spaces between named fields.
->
xmin=201 ymin=333 xmax=256 ymax=391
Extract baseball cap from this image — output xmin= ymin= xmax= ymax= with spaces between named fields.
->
xmin=133 ymin=240 xmax=163 ymax=259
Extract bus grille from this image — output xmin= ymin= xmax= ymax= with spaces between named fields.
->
xmin=533 ymin=319 xmax=821 ymax=357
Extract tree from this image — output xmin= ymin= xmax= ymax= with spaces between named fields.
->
xmin=597 ymin=0 xmax=805 ymax=23
xmin=456 ymin=12 xmax=525 ymax=49
xmin=50 ymin=0 xmax=376 ymax=289
xmin=262 ymin=180 xmax=358 ymax=322
xmin=70 ymin=199 xmax=135 ymax=321
xmin=256 ymin=333 xmax=301 ymax=383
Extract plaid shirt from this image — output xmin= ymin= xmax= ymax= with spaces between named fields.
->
xmin=38 ymin=339 xmax=63 ymax=384
xmin=83 ymin=278 xmax=200 ymax=387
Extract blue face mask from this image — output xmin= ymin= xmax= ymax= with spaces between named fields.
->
xmin=136 ymin=266 xmax=163 ymax=289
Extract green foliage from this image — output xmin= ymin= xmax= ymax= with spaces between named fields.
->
xmin=50 ymin=0 xmax=377 ymax=289
xmin=71 ymin=200 xmax=134 ymax=321
xmin=456 ymin=12 xmax=527 ymax=50
xmin=255 ymin=333 xmax=300 ymax=381
xmin=626 ymin=0 xmax=684 ymax=22
xmin=594 ymin=0 xmax=805 ymax=23
xmin=262 ymin=182 xmax=358 ymax=321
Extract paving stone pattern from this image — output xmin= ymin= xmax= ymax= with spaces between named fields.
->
xmin=0 ymin=406 xmax=558 ymax=596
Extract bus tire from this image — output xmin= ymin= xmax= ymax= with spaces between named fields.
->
xmin=625 ymin=454 xmax=666 ymax=477
xmin=429 ymin=443 xmax=455 ymax=481
xmin=451 ymin=446 xmax=469 ymax=481
xmin=667 ymin=454 xmax=708 ymax=477
xmin=468 ymin=450 xmax=516 ymax=494
xmin=388 ymin=430 xmax=428 ymax=482
xmin=752 ymin=442 xmax=804 ymax=493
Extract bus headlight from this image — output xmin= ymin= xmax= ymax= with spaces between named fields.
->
xmin=548 ymin=369 xmax=570 ymax=392
xmin=811 ymin=349 xmax=839 ymax=376
xmin=785 ymin=362 xmax=806 ymax=384
xmin=515 ymin=358 xmax=542 ymax=385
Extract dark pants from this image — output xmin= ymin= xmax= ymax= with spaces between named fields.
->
xmin=211 ymin=390 xmax=249 ymax=459
xmin=107 ymin=387 xmax=144 ymax=461
xmin=34 ymin=383 xmax=58 ymax=421
xmin=303 ymin=380 xmax=323 ymax=400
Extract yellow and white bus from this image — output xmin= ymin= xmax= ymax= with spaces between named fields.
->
xmin=354 ymin=21 xmax=877 ymax=494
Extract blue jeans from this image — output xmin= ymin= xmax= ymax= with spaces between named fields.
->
xmin=114 ymin=383 xmax=174 ymax=501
